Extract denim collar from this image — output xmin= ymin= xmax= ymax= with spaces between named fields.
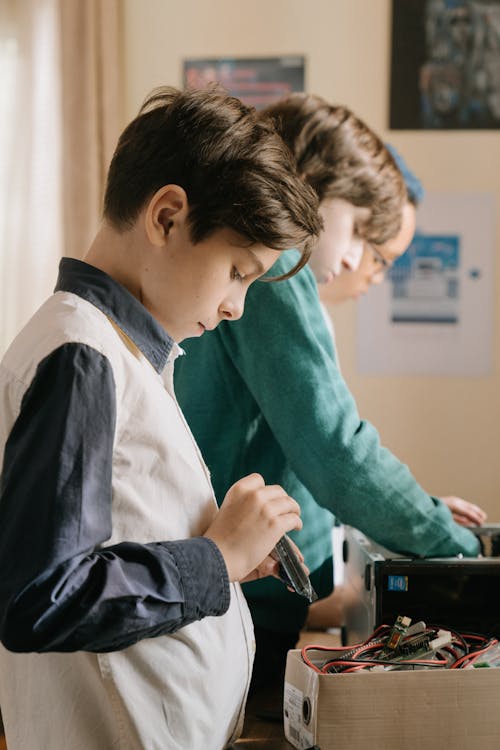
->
xmin=54 ymin=257 xmax=174 ymax=373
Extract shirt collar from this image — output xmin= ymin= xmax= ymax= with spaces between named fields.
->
xmin=54 ymin=257 xmax=174 ymax=373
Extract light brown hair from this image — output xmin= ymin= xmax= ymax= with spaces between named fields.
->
xmin=262 ymin=93 xmax=406 ymax=245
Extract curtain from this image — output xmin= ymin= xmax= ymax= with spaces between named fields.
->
xmin=58 ymin=0 xmax=123 ymax=259
xmin=0 ymin=0 xmax=123 ymax=355
xmin=0 ymin=0 xmax=63 ymax=354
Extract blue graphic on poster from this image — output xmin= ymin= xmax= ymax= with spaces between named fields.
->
xmin=388 ymin=233 xmax=460 ymax=323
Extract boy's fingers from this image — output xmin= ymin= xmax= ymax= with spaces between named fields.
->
xmin=441 ymin=495 xmax=487 ymax=526
xmin=230 ymin=473 xmax=265 ymax=492
xmin=241 ymin=556 xmax=280 ymax=583
xmin=453 ymin=512 xmax=481 ymax=528
xmin=275 ymin=511 xmax=303 ymax=534
xmin=258 ymin=490 xmax=301 ymax=517
xmin=452 ymin=513 xmax=467 ymax=524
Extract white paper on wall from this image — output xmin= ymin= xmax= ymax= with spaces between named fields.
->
xmin=357 ymin=192 xmax=495 ymax=376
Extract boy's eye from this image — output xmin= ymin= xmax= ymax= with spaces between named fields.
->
xmin=368 ymin=242 xmax=390 ymax=270
xmin=231 ymin=266 xmax=245 ymax=282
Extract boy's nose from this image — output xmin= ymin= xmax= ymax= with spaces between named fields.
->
xmin=220 ymin=294 xmax=245 ymax=322
xmin=342 ymin=237 xmax=364 ymax=272
xmin=370 ymin=269 xmax=385 ymax=286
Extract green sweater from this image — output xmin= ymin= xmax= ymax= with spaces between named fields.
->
xmin=174 ymin=251 xmax=479 ymax=633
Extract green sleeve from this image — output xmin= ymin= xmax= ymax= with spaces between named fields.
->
xmin=217 ymin=253 xmax=479 ymax=558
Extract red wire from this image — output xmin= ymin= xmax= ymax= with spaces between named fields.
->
xmin=301 ymin=627 xmax=495 ymax=673
xmin=300 ymin=635 xmax=390 ymax=673
xmin=450 ymin=641 xmax=498 ymax=669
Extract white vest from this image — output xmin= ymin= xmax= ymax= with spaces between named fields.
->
xmin=0 ymin=291 xmax=255 ymax=750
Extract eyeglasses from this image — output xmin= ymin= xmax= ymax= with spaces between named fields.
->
xmin=368 ymin=242 xmax=392 ymax=271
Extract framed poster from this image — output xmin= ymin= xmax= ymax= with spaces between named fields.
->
xmin=183 ymin=56 xmax=305 ymax=109
xmin=390 ymin=0 xmax=500 ymax=129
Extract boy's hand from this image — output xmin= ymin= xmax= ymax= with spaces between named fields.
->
xmin=441 ymin=495 xmax=487 ymax=527
xmin=204 ymin=473 xmax=302 ymax=583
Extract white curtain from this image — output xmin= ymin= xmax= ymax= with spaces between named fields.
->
xmin=0 ymin=0 xmax=63 ymax=355
xmin=0 ymin=0 xmax=123 ymax=356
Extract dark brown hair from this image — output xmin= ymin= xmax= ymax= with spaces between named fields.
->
xmin=262 ymin=93 xmax=406 ymax=245
xmin=103 ymin=85 xmax=322 ymax=280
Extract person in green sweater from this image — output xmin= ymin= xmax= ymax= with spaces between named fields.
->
xmin=307 ymin=143 xmax=486 ymax=630
xmin=173 ymin=93 xmax=481 ymax=700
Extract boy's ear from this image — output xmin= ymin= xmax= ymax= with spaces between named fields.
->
xmin=145 ymin=185 xmax=189 ymax=247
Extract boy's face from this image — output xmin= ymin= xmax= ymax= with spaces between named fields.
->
xmin=320 ymin=201 xmax=416 ymax=306
xmin=140 ymin=224 xmax=281 ymax=342
xmin=309 ymin=198 xmax=371 ymax=285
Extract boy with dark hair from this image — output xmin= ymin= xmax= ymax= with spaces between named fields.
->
xmin=0 ymin=85 xmax=321 ymax=750
xmin=174 ymin=93 xmax=481 ymax=699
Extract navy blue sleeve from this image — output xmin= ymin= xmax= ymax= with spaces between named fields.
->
xmin=0 ymin=344 xmax=229 ymax=653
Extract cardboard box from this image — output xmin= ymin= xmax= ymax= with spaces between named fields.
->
xmin=284 ymin=649 xmax=500 ymax=750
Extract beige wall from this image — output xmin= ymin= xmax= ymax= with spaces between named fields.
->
xmin=123 ymin=0 xmax=500 ymax=518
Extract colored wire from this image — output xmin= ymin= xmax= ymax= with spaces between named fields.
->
xmin=301 ymin=622 xmax=496 ymax=673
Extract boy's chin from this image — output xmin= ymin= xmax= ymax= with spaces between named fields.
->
xmin=179 ymin=324 xmax=207 ymax=343
xmin=316 ymin=270 xmax=336 ymax=285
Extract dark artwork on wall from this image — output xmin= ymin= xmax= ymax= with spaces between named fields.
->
xmin=183 ymin=56 xmax=305 ymax=109
xmin=390 ymin=0 xmax=500 ymax=129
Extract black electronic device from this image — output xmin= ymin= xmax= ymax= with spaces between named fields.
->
xmin=341 ymin=524 xmax=500 ymax=645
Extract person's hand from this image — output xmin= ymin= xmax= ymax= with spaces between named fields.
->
xmin=204 ymin=473 xmax=302 ymax=583
xmin=441 ymin=495 xmax=487 ymax=527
